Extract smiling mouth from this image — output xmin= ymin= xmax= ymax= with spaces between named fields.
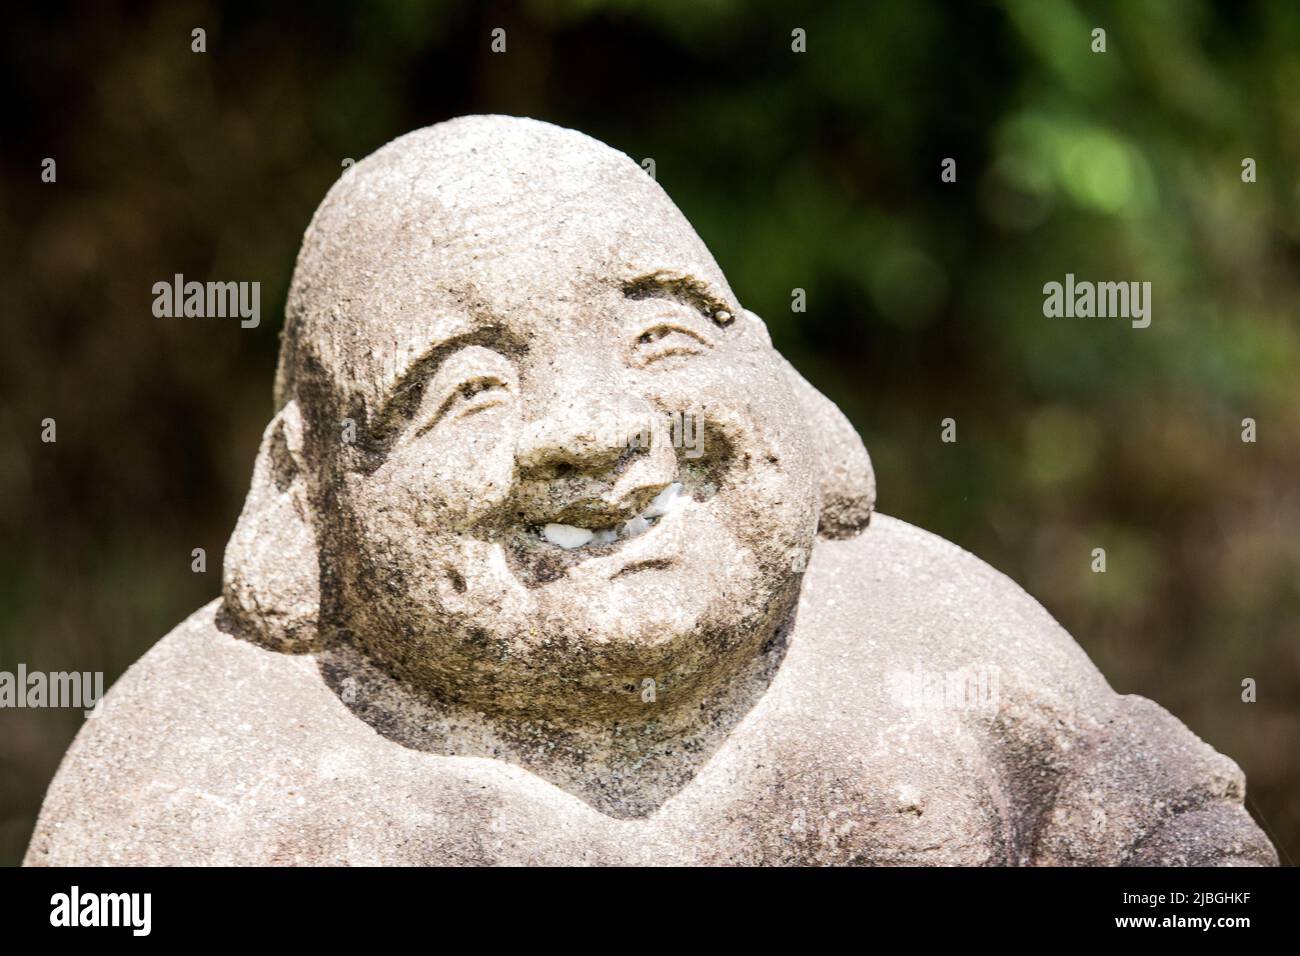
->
xmin=534 ymin=482 xmax=686 ymax=552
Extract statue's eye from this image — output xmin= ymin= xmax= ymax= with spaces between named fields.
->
xmin=414 ymin=376 xmax=509 ymax=437
xmin=634 ymin=323 xmax=712 ymax=365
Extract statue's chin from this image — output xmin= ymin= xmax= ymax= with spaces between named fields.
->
xmin=342 ymin=568 xmax=796 ymax=725
xmin=337 ymin=505 xmax=806 ymax=723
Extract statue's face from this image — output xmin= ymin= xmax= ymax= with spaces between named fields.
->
xmin=314 ymin=126 xmax=820 ymax=719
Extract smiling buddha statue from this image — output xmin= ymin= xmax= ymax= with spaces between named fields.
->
xmin=25 ymin=117 xmax=1276 ymax=866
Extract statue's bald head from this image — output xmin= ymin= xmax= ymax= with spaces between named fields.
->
xmin=277 ymin=115 xmax=739 ymax=421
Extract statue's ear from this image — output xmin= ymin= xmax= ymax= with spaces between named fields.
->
xmin=221 ymin=399 xmax=320 ymax=651
xmin=776 ymin=351 xmax=876 ymax=539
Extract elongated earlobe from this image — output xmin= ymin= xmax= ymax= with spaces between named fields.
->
xmin=221 ymin=400 xmax=320 ymax=651
xmin=777 ymin=354 xmax=876 ymax=538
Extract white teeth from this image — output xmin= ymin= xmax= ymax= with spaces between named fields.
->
xmin=620 ymin=515 xmax=651 ymax=538
xmin=642 ymin=482 xmax=683 ymax=518
xmin=542 ymin=523 xmax=594 ymax=549
xmin=540 ymin=482 xmax=686 ymax=549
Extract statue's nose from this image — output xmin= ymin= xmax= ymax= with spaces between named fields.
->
xmin=515 ymin=386 xmax=678 ymax=525
xmin=516 ymin=389 xmax=650 ymax=477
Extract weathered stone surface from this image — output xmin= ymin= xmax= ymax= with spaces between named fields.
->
xmin=25 ymin=117 xmax=1275 ymax=866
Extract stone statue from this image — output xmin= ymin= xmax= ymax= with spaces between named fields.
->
xmin=26 ymin=116 xmax=1276 ymax=865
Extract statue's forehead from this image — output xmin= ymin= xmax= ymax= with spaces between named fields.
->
xmin=285 ymin=117 xmax=738 ymax=410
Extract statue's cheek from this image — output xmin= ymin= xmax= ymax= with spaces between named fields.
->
xmin=371 ymin=417 xmax=519 ymax=531
xmin=642 ymin=351 xmax=808 ymax=456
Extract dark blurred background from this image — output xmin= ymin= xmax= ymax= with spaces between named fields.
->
xmin=1 ymin=0 xmax=1296 ymax=866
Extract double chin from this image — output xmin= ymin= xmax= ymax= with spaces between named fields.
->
xmin=342 ymin=515 xmax=798 ymax=725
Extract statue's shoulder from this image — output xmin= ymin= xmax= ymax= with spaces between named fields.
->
xmin=24 ymin=603 xmax=606 ymax=864
xmin=786 ymin=517 xmax=1276 ymax=864
xmin=25 ymin=601 xmax=384 ymax=864
xmin=72 ymin=597 xmax=325 ymax=738
xmin=765 ymin=512 xmax=1119 ymax=788
xmin=798 ymin=513 xmax=1108 ymax=694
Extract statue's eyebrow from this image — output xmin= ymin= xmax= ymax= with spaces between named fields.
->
xmin=622 ymin=272 xmax=736 ymax=326
xmin=369 ymin=326 xmax=521 ymax=439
